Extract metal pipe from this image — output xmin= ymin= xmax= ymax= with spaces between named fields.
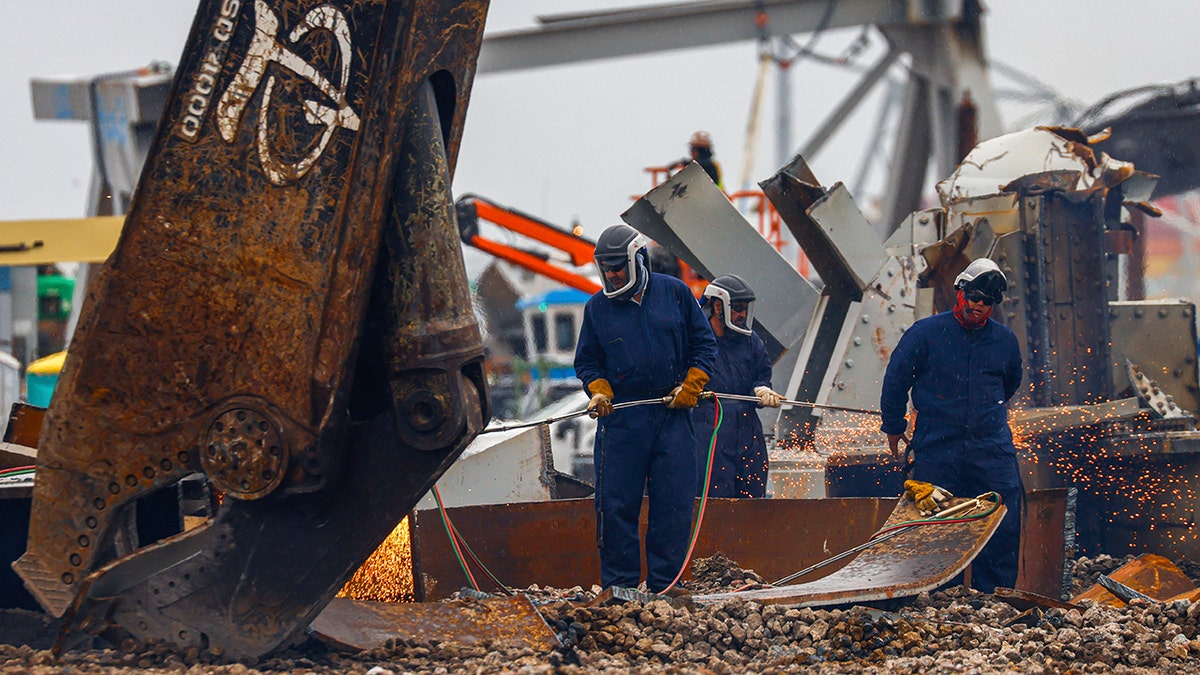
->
xmin=477 ymin=397 xmax=668 ymax=434
xmin=707 ymin=391 xmax=882 ymax=416
xmin=480 ymin=390 xmax=881 ymax=435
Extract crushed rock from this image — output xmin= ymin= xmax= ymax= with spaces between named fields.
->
xmin=2 ymin=553 xmax=1198 ymax=674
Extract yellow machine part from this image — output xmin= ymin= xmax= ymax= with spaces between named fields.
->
xmin=0 ymin=217 xmax=123 ymax=266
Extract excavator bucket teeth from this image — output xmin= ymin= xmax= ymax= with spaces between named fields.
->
xmin=14 ymin=0 xmax=490 ymax=658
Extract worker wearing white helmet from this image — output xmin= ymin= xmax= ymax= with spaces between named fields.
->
xmin=879 ymin=257 xmax=1024 ymax=593
xmin=694 ymin=274 xmax=781 ymax=498
xmin=953 ymin=258 xmax=1008 ymax=327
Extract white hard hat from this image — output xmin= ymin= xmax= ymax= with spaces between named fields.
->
xmin=953 ymin=258 xmax=1008 ymax=304
xmin=953 ymin=258 xmax=1002 ymax=287
xmin=702 ymin=274 xmax=756 ymax=336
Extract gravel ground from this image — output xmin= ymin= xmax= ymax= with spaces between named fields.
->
xmin=3 ymin=553 xmax=1200 ymax=674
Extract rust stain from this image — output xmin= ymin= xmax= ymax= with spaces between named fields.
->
xmin=874 ymin=325 xmax=892 ymax=362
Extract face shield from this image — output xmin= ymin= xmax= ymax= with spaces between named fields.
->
xmin=957 ymin=272 xmax=1007 ymax=306
xmin=953 ymin=259 xmax=1008 ymax=306
xmin=596 ymin=254 xmax=633 ymax=297
xmin=594 ymin=231 xmax=647 ymax=299
xmin=728 ymin=298 xmax=754 ymax=335
xmin=703 ymin=280 xmax=755 ymax=336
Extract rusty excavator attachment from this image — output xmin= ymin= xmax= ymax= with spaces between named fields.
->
xmin=13 ymin=0 xmax=491 ymax=658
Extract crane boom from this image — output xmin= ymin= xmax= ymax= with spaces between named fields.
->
xmin=457 ymin=194 xmax=601 ymax=294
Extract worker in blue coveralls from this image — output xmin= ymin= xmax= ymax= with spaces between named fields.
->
xmin=880 ymin=258 xmax=1024 ymax=593
xmin=693 ymin=274 xmax=782 ymax=498
xmin=574 ymin=223 xmax=717 ymax=594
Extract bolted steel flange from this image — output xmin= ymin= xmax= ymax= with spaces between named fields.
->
xmin=201 ymin=403 xmax=287 ymax=500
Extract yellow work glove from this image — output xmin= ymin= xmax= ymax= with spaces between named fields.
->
xmin=903 ymin=479 xmax=952 ymax=516
xmin=666 ymin=367 xmax=709 ymax=409
xmin=587 ymin=379 xmax=615 ymax=418
xmin=754 ymin=385 xmax=782 ymax=408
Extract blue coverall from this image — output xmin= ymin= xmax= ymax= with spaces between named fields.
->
xmin=879 ymin=311 xmax=1024 ymax=593
xmin=693 ymin=330 xmax=773 ymax=498
xmin=574 ymin=272 xmax=717 ymax=592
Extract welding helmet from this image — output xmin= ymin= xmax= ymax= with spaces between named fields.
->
xmin=702 ymin=274 xmax=756 ymax=336
xmin=689 ymin=130 xmax=713 ymax=150
xmin=594 ymin=224 xmax=650 ymax=300
xmin=953 ymin=258 xmax=1008 ymax=306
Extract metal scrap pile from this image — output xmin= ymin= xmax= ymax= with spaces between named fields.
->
xmin=4 ymin=553 xmax=1200 ymax=674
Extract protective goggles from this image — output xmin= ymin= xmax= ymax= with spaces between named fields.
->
xmin=729 ymin=301 xmax=751 ymax=328
xmin=964 ymin=290 xmax=997 ymax=306
xmin=596 ymin=256 xmax=629 ymax=274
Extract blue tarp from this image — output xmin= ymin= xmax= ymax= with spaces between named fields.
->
xmin=515 ymin=288 xmax=590 ymax=311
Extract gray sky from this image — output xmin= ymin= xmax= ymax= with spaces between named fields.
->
xmin=3 ymin=1 xmax=1199 ymax=242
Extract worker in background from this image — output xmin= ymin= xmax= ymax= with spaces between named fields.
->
xmin=693 ymin=274 xmax=781 ymax=498
xmin=648 ymin=243 xmax=683 ymax=280
xmin=669 ymin=131 xmax=723 ymax=190
xmin=879 ymin=258 xmax=1024 ymax=593
xmin=574 ymin=223 xmax=717 ymax=594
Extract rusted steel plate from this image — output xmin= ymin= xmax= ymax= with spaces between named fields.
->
xmin=1167 ymin=587 xmax=1200 ymax=603
xmin=408 ymin=492 xmax=1069 ymax=602
xmin=993 ymin=587 xmax=1079 ymax=613
xmin=688 ymin=498 xmax=896 ymax=585
xmin=16 ymin=0 xmax=490 ymax=659
xmin=2 ymin=402 xmax=44 ymax=449
xmin=310 ymin=596 xmax=559 ymax=651
xmin=1015 ymin=488 xmax=1073 ymax=600
xmin=694 ymin=498 xmax=1006 ymax=606
xmin=411 ymin=498 xmax=895 ymax=601
xmin=1071 ymin=553 xmax=1196 ymax=607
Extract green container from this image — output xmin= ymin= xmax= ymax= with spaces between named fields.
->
xmin=37 ymin=275 xmax=74 ymax=321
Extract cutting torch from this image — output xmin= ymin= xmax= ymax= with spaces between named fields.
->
xmin=479 ymin=390 xmax=880 ymax=434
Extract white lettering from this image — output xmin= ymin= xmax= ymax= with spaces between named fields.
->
xmin=215 ymin=17 xmax=234 ymax=42
xmin=195 ymin=72 xmax=215 ymax=97
xmin=217 ymin=0 xmax=361 ymax=183
xmin=180 ymin=115 xmax=201 ymax=139
xmin=187 ymin=93 xmax=209 ymax=118
xmin=201 ymin=51 xmax=221 ymax=75
xmin=174 ymin=4 xmax=241 ymax=142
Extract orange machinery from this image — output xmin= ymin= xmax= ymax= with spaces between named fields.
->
xmin=456 ymin=194 xmax=601 ymax=295
xmin=457 ymin=190 xmax=757 ymax=299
